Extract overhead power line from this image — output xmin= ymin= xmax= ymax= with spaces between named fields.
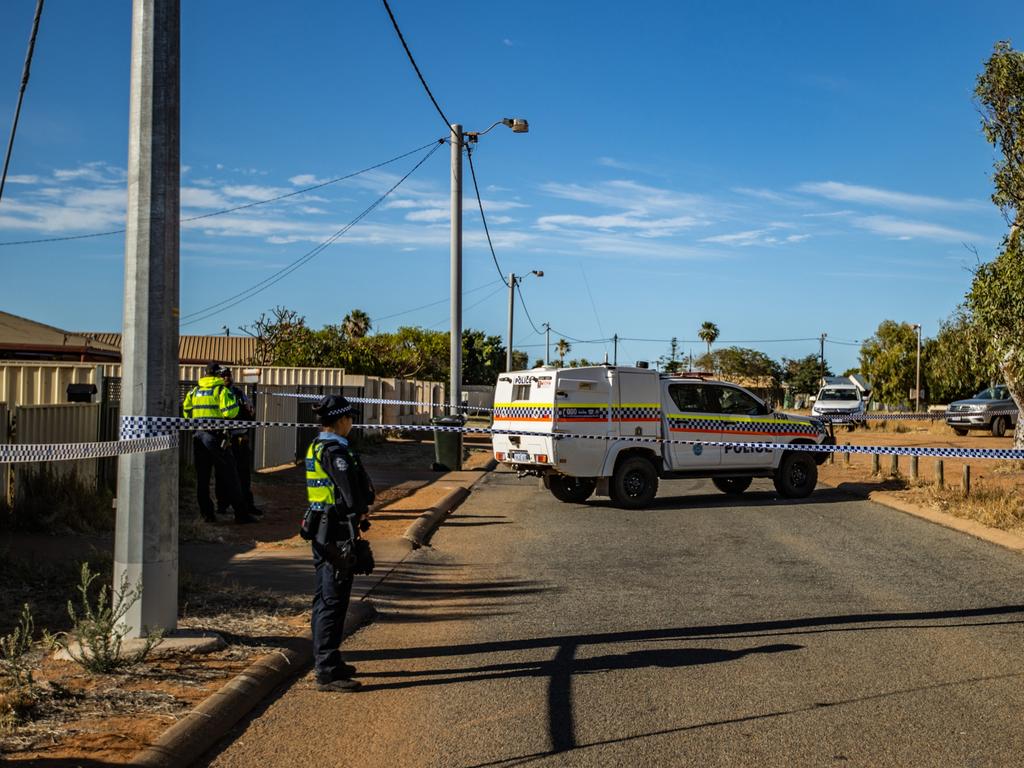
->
xmin=380 ymin=0 xmax=452 ymax=131
xmin=180 ymin=141 xmax=443 ymax=328
xmin=372 ymin=279 xmax=502 ymax=324
xmin=0 ymin=139 xmax=443 ymax=247
xmin=466 ymin=145 xmax=508 ymax=286
xmin=0 ymin=0 xmax=45 ymax=206
xmin=515 ymin=283 xmax=542 ymax=335
xmin=618 ymin=336 xmax=821 ymax=344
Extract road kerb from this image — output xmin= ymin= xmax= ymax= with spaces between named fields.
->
xmin=128 ymin=600 xmax=376 ymax=768
xmin=824 ymin=481 xmax=1024 ymax=553
xmin=403 ymin=486 xmax=470 ymax=548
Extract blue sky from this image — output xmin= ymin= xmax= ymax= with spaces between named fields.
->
xmin=0 ymin=0 xmax=1020 ymax=373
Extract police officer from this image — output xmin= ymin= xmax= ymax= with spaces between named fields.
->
xmin=214 ymin=368 xmax=262 ymax=518
xmin=302 ymin=395 xmax=375 ymax=692
xmin=182 ymin=363 xmax=258 ymax=524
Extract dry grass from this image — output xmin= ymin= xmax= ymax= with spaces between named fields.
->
xmin=912 ymin=483 xmax=1024 ymax=531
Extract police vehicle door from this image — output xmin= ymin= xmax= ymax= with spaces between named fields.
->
xmin=707 ymin=384 xmax=775 ymax=468
xmin=663 ymin=382 xmax=721 ymax=469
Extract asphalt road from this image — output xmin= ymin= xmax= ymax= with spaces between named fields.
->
xmin=203 ymin=472 xmax=1024 ymax=767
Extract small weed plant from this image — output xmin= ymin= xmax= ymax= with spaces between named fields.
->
xmin=50 ymin=563 xmax=162 ymax=674
xmin=0 ymin=604 xmax=38 ymax=731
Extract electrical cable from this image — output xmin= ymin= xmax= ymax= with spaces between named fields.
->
xmin=465 ymin=144 xmax=508 ymax=286
xmin=180 ymin=141 xmax=442 ymax=328
xmin=0 ymin=0 xmax=44 ymax=206
xmin=429 ymin=283 xmax=506 ymax=329
xmin=380 ymin=0 xmax=452 ymax=131
xmin=0 ymin=139 xmax=443 ymax=247
xmin=372 ymin=279 xmax=502 ymax=324
xmin=515 ymin=283 xmax=543 ymax=335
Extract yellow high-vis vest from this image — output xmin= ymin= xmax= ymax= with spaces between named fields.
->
xmin=182 ymin=376 xmax=240 ymax=420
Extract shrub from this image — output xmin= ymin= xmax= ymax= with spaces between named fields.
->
xmin=0 ymin=604 xmax=38 ymax=730
xmin=49 ymin=563 xmax=162 ymax=674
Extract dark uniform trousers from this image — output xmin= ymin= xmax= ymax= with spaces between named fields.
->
xmin=193 ymin=431 xmax=243 ymax=519
xmin=215 ymin=435 xmax=254 ymax=512
xmin=312 ymin=550 xmax=354 ymax=683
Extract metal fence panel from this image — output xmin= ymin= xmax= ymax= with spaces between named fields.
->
xmin=13 ymin=403 xmax=101 ymax=499
xmin=253 ymin=385 xmax=298 ymax=470
xmin=0 ymin=363 xmax=104 ymax=407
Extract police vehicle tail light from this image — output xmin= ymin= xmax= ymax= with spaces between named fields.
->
xmin=537 ymin=454 xmax=549 ymax=464
xmin=495 ymin=451 xmax=505 ymax=461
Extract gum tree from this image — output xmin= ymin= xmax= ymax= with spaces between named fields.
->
xmin=967 ymin=41 xmax=1024 ymax=447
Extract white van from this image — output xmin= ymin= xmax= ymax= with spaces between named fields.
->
xmin=492 ymin=365 xmax=833 ymax=509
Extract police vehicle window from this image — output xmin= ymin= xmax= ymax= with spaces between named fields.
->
xmin=668 ymin=384 xmax=706 ymax=412
xmin=512 ymin=383 xmax=531 ymax=401
xmin=716 ymin=387 xmax=762 ymax=416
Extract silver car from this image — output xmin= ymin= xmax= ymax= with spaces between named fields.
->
xmin=946 ymin=385 xmax=1019 ymax=437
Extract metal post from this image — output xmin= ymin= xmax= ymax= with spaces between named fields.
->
xmin=819 ymin=333 xmax=827 ymax=381
xmin=449 ymin=123 xmax=463 ymax=414
xmin=613 ymin=334 xmax=618 ymax=366
xmin=506 ymin=273 xmax=516 ymax=372
xmin=114 ymin=0 xmax=180 ymax=637
xmin=915 ymin=324 xmax=922 ymax=413
xmin=544 ymin=323 xmax=550 ymax=365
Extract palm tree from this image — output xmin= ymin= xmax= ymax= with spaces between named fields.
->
xmin=556 ymin=338 xmax=571 ymax=366
xmin=698 ymin=321 xmax=719 ymax=355
xmin=342 ymin=309 xmax=372 ymax=339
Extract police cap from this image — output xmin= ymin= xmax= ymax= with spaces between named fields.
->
xmin=205 ymin=362 xmax=228 ymax=377
xmin=313 ymin=394 xmax=355 ymax=424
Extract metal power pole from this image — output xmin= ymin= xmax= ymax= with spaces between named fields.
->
xmin=914 ymin=323 xmax=922 ymax=412
xmin=506 ymin=272 xmax=516 ymax=372
xmin=613 ymin=334 xmax=618 ymax=366
xmin=819 ymin=333 xmax=827 ymax=382
xmin=0 ymin=0 xmax=44 ymax=205
xmin=449 ymin=124 xmax=463 ymax=414
xmin=544 ymin=323 xmax=551 ymax=365
xmin=114 ymin=0 xmax=180 ymax=637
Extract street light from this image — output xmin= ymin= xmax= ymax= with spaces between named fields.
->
xmin=449 ymin=117 xmax=529 ymax=414
xmin=912 ymin=323 xmax=923 ymax=412
xmin=507 ymin=270 xmax=543 ymax=371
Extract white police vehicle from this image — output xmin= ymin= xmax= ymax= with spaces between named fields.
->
xmin=492 ymin=364 xmax=833 ymax=509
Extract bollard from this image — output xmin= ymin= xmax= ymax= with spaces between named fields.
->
xmin=889 ymin=454 xmax=899 ymax=476
xmin=843 ymin=443 xmax=850 ymax=466
xmin=827 ymin=450 xmax=834 ymax=465
xmin=935 ymin=459 xmax=944 ymax=489
xmin=910 ymin=455 xmax=918 ymax=482
xmin=962 ymin=464 xmax=971 ymax=496
xmin=871 ymin=453 xmax=880 ymax=475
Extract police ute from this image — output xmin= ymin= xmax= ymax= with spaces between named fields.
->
xmin=492 ymin=364 xmax=834 ymax=509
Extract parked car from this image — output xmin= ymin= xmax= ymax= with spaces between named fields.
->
xmin=945 ymin=385 xmax=1019 ymax=437
xmin=810 ymin=384 xmax=865 ymax=430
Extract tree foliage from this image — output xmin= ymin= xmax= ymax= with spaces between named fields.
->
xmin=858 ymin=320 xmax=917 ymax=406
xmin=967 ymin=41 xmax=1024 ymax=445
xmin=782 ymin=354 xmax=831 ymax=396
xmin=698 ymin=321 xmax=719 ymax=354
xmin=696 ymin=346 xmax=782 ymax=383
xmin=923 ymin=310 xmax=996 ymax=403
xmin=246 ymin=307 xmax=509 ymax=385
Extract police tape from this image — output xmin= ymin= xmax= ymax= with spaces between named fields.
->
xmin=3 ymin=415 xmax=1023 ymax=465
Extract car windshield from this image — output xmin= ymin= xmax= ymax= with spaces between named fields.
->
xmin=818 ymin=388 xmax=859 ymax=401
xmin=974 ymin=386 xmax=1007 ymax=400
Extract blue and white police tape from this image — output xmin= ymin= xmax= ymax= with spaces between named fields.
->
xmin=5 ymin=415 xmax=1024 ymax=465
xmin=0 ymin=433 xmax=178 ymax=464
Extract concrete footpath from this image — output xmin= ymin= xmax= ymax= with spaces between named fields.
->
xmin=132 ymin=457 xmax=495 ymax=768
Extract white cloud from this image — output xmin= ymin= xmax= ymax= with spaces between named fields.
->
xmin=786 ymin=234 xmax=811 ymax=243
xmin=797 ymin=181 xmax=980 ymax=211
xmin=289 ymin=174 xmax=327 ymax=186
xmin=503 ymin=38 xmax=514 ymax=46
xmin=541 ymin=180 xmax=706 ymax=215
xmin=700 ymin=228 xmax=776 ymax=246
xmin=537 ymin=213 xmax=700 ymax=237
xmin=5 ymin=174 xmax=39 ymax=184
xmin=853 ymin=215 xmax=982 ymax=242
xmin=181 ymin=187 xmax=231 ymax=209
xmin=222 ymin=184 xmax=288 ymax=201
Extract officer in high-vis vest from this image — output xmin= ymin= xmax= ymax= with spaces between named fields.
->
xmin=301 ymin=394 xmax=375 ymax=692
xmin=182 ymin=362 xmax=258 ymax=524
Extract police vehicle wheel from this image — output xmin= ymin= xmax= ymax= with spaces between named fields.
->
xmin=712 ymin=477 xmax=752 ymax=495
xmin=549 ymin=475 xmax=596 ymax=504
xmin=773 ymin=453 xmax=817 ymax=499
xmin=951 ymin=427 xmax=968 ymax=436
xmin=610 ymin=456 xmax=659 ymax=509
xmin=991 ymin=417 xmax=1007 ymax=438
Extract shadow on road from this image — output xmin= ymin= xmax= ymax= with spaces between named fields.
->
xmin=346 ymin=603 xmax=1024 ymax=763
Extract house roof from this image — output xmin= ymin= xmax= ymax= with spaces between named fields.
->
xmin=80 ymin=332 xmax=259 ymax=365
xmin=0 ymin=311 xmax=121 ymax=360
